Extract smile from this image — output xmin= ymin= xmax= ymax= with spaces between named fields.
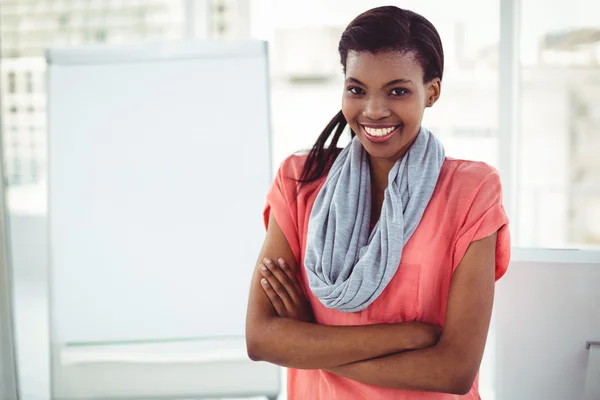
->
xmin=360 ymin=124 xmax=400 ymax=143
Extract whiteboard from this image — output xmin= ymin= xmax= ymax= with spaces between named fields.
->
xmin=494 ymin=250 xmax=600 ymax=400
xmin=47 ymin=41 xmax=272 ymax=344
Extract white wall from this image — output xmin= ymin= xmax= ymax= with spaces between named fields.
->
xmin=494 ymin=250 xmax=600 ymax=400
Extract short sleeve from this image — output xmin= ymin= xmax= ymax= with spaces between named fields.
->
xmin=452 ymin=169 xmax=511 ymax=281
xmin=263 ymin=156 xmax=302 ymax=263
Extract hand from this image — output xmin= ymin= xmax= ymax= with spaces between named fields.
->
xmin=259 ymin=257 xmax=314 ymax=323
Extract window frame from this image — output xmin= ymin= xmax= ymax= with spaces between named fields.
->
xmin=498 ymin=0 xmax=521 ymax=243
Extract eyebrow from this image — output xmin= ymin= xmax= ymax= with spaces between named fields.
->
xmin=346 ymin=77 xmax=414 ymax=87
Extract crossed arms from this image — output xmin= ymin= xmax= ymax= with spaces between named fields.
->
xmin=245 ymin=212 xmax=497 ymax=395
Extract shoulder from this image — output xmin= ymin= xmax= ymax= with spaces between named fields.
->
xmin=441 ymin=157 xmax=500 ymax=182
xmin=275 ymin=147 xmax=343 ymax=191
xmin=276 ymin=153 xmax=310 ymax=181
xmin=439 ymin=158 xmax=502 ymax=194
xmin=437 ymin=160 xmax=510 ymax=277
xmin=434 ymin=158 xmax=503 ymax=216
xmin=272 ymin=152 xmax=326 ymax=208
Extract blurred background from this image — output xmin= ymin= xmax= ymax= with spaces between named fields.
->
xmin=2 ymin=0 xmax=599 ymax=248
xmin=0 ymin=0 xmax=599 ymax=399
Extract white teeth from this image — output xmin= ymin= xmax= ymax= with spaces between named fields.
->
xmin=363 ymin=126 xmax=396 ymax=136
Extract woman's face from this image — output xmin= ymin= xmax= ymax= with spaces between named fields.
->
xmin=342 ymin=50 xmax=440 ymax=162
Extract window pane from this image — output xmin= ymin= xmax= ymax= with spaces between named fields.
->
xmin=517 ymin=0 xmax=600 ymax=248
xmin=25 ymin=71 xmax=33 ymax=93
xmin=8 ymin=72 xmax=16 ymax=93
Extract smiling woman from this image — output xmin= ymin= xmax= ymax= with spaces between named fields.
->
xmin=246 ymin=5 xmax=510 ymax=400
xmin=342 ymin=52 xmax=440 ymax=163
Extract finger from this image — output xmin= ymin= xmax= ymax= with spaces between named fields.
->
xmin=277 ymin=258 xmax=306 ymax=304
xmin=263 ymin=258 xmax=299 ymax=306
xmin=260 ymin=278 xmax=287 ymax=316
xmin=277 ymin=258 xmax=304 ymax=299
xmin=260 ymin=261 xmax=295 ymax=309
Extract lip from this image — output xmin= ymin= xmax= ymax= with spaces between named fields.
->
xmin=359 ymin=123 xmax=400 ymax=143
xmin=359 ymin=123 xmax=400 ymax=129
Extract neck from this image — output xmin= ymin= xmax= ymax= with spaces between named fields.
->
xmin=369 ymin=143 xmax=412 ymax=192
xmin=369 ymin=130 xmax=421 ymax=191
xmin=369 ymin=156 xmax=395 ymax=193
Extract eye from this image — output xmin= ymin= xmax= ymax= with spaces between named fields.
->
xmin=390 ymin=88 xmax=409 ymax=96
xmin=347 ymin=86 xmax=365 ymax=95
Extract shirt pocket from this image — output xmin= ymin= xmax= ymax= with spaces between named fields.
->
xmin=364 ymin=263 xmax=421 ymax=324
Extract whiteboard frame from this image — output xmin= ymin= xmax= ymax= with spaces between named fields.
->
xmin=45 ymin=40 xmax=267 ymax=65
xmin=45 ymin=39 xmax=273 ymax=344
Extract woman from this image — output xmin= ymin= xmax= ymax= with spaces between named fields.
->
xmin=246 ymin=5 xmax=510 ymax=399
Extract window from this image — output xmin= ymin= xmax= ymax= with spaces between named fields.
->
xmin=95 ymin=29 xmax=107 ymax=42
xmin=30 ymin=159 xmax=39 ymax=181
xmin=26 ymin=72 xmax=34 ymax=93
xmin=12 ymin=158 xmax=21 ymax=178
xmin=515 ymin=0 xmax=600 ymax=248
xmin=8 ymin=72 xmax=16 ymax=93
xmin=58 ymin=13 xmax=70 ymax=29
xmin=453 ymin=128 xmax=496 ymax=137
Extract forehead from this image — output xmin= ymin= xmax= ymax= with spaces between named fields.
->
xmin=345 ymin=50 xmax=424 ymax=83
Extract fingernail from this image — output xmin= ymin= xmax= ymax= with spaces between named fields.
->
xmin=261 ymin=278 xmax=268 ymax=285
xmin=278 ymin=258 xmax=285 ymax=266
xmin=264 ymin=258 xmax=272 ymax=265
xmin=260 ymin=265 xmax=267 ymax=271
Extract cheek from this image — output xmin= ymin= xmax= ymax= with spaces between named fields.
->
xmin=341 ymin=96 xmax=359 ymax=124
xmin=392 ymin=99 xmax=425 ymax=123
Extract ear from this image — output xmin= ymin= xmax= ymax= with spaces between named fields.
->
xmin=425 ymin=78 xmax=441 ymax=108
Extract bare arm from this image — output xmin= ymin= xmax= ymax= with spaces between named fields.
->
xmin=324 ymin=233 xmax=498 ymax=395
xmin=245 ymin=212 xmax=439 ymax=370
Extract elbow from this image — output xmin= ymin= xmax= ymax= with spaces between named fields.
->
xmin=447 ymin=377 xmax=475 ymax=396
xmin=245 ymin=326 xmax=266 ymax=362
xmin=246 ymin=317 xmax=279 ymax=363
xmin=434 ymin=347 xmax=478 ymax=395
xmin=246 ymin=344 xmax=262 ymax=362
xmin=445 ymin=367 xmax=477 ymax=395
xmin=246 ymin=317 xmax=308 ymax=368
xmin=246 ymin=336 xmax=265 ymax=362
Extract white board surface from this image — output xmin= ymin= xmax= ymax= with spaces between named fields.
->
xmin=47 ymin=41 xmax=272 ymax=344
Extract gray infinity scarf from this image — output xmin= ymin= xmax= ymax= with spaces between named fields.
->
xmin=304 ymin=127 xmax=445 ymax=312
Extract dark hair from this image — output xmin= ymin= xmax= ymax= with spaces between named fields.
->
xmin=298 ymin=6 xmax=444 ymax=184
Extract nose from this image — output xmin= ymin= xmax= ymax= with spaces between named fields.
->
xmin=362 ymin=96 xmax=392 ymax=120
